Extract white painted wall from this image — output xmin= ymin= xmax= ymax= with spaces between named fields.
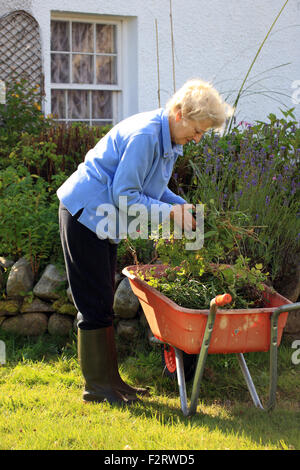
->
xmin=2 ymin=0 xmax=300 ymax=123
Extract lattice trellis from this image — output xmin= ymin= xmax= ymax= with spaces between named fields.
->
xmin=0 ymin=10 xmax=43 ymax=94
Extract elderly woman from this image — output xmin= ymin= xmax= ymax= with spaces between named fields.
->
xmin=57 ymin=79 xmax=231 ymax=405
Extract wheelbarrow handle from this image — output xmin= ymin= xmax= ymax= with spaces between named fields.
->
xmin=214 ymin=293 xmax=232 ymax=307
xmin=273 ymin=302 xmax=300 ymax=316
xmin=187 ymin=295 xmax=229 ymax=416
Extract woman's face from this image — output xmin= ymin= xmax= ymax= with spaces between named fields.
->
xmin=170 ymin=110 xmax=213 ymax=145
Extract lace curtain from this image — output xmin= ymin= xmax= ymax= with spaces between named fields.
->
xmin=51 ymin=20 xmax=117 ymax=124
xmin=51 ymin=89 xmax=112 ymax=123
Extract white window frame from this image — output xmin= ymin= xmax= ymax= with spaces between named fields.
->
xmin=50 ymin=12 xmax=123 ymax=126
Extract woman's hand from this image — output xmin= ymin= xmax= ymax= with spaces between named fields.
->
xmin=169 ymin=204 xmax=197 ymax=232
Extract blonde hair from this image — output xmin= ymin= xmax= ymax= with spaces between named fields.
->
xmin=166 ymin=79 xmax=233 ymax=131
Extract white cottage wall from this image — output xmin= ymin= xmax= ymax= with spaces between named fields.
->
xmin=2 ymin=0 xmax=300 ymax=122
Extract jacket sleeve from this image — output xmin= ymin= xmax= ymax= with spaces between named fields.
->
xmin=160 ymin=187 xmax=187 ymax=205
xmin=111 ymin=133 xmax=172 ymax=215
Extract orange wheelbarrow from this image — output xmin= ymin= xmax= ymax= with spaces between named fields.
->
xmin=123 ymin=265 xmax=300 ymax=417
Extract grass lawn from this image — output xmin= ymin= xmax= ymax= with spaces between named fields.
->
xmin=0 ymin=331 xmax=299 ymax=450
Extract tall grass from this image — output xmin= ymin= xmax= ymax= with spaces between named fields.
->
xmin=226 ymin=0 xmax=290 ymax=133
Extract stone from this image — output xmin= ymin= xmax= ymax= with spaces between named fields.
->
xmin=284 ymin=310 xmax=300 ymax=338
xmin=281 ymin=288 xmax=300 ymax=339
xmin=285 ymin=307 xmax=300 ymax=337
xmin=0 ymin=256 xmax=14 ymax=291
xmin=52 ymin=298 xmax=77 ymax=316
xmin=33 ymin=264 xmax=67 ymax=301
xmin=1 ymin=313 xmax=48 ymax=336
xmin=48 ymin=313 xmax=73 ymax=336
xmin=20 ymin=297 xmax=55 ymax=314
xmin=113 ymin=278 xmax=140 ymax=319
xmin=6 ymin=257 xmax=34 ymax=299
xmin=139 ymin=310 xmax=148 ymax=328
xmin=0 ymin=300 xmax=20 ymax=316
xmin=0 ymin=257 xmax=14 ymax=269
xmin=277 ymin=255 xmax=300 ymax=338
xmin=114 ymin=273 xmax=123 ymax=289
xmin=277 ymin=255 xmax=300 ymax=303
xmin=116 ymin=319 xmax=140 ymax=341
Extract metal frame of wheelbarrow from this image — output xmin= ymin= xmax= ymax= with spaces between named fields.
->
xmin=159 ymin=300 xmax=300 ymax=417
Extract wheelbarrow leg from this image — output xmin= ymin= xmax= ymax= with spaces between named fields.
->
xmin=237 ymin=302 xmax=300 ymax=411
xmin=236 ymin=353 xmax=264 ymax=409
xmin=174 ymin=300 xmax=219 ymax=417
xmin=174 ymin=348 xmax=189 ymax=417
xmin=236 ymin=306 xmax=280 ymax=411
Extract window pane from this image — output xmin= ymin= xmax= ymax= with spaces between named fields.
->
xmin=51 ymin=90 xmax=66 ymax=118
xmin=96 ymin=56 xmax=117 ymax=84
xmin=51 ymin=53 xmax=70 ymax=83
xmin=68 ymin=90 xmax=90 ymax=119
xmin=72 ymin=54 xmax=93 ymax=84
xmin=51 ymin=21 xmax=70 ymax=51
xmin=92 ymin=91 xmax=112 ymax=119
xmin=96 ymin=25 xmax=116 ymax=53
xmin=72 ymin=22 xmax=93 ymax=52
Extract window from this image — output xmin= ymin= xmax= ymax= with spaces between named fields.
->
xmin=50 ymin=17 xmax=121 ymax=126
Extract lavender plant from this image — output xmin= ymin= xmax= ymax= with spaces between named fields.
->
xmin=185 ymin=110 xmax=300 ymax=285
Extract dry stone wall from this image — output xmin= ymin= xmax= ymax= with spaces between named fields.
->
xmin=0 ymin=257 xmax=149 ymax=341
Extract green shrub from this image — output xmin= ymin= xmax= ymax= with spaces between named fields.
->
xmin=0 ymin=78 xmax=52 ymax=151
xmin=0 ymin=166 xmax=63 ymax=277
xmin=0 ymin=85 xmax=113 ymax=281
xmin=1 ymin=122 xmax=111 ymax=176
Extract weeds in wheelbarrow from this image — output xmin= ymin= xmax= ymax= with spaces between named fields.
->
xmin=141 ymin=258 xmax=268 ymax=310
xmin=139 ymin=201 xmax=273 ymax=311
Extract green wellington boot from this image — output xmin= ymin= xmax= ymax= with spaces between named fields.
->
xmin=77 ymin=328 xmax=139 ymax=405
xmin=106 ymin=326 xmax=150 ymax=399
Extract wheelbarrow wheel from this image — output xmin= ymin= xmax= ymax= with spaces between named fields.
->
xmin=161 ymin=344 xmax=197 ymax=382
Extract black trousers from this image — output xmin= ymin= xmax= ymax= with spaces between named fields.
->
xmin=58 ymin=202 xmax=118 ymax=330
